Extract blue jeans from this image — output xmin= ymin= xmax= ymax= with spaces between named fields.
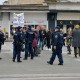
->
xmin=39 ymin=40 xmax=44 ymax=50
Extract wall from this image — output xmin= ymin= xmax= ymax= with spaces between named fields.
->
xmin=2 ymin=13 xmax=10 ymax=37
xmin=10 ymin=12 xmax=48 ymax=26
xmin=57 ymin=12 xmax=80 ymax=20
xmin=49 ymin=2 xmax=80 ymax=10
xmin=24 ymin=12 xmax=47 ymax=22
xmin=0 ymin=12 xmax=48 ymax=37
xmin=8 ymin=0 xmax=44 ymax=5
xmin=19 ymin=0 xmax=44 ymax=4
xmin=8 ymin=0 xmax=18 ymax=5
xmin=60 ymin=0 xmax=80 ymax=2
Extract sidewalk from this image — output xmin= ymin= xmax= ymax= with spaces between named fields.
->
xmin=0 ymin=42 xmax=80 ymax=80
xmin=0 ymin=43 xmax=80 ymax=75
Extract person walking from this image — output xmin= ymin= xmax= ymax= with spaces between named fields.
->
xmin=72 ymin=25 xmax=80 ymax=58
xmin=47 ymin=26 xmax=64 ymax=65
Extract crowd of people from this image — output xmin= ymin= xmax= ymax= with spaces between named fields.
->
xmin=12 ymin=25 xmax=64 ymax=65
xmin=0 ymin=24 xmax=80 ymax=65
xmin=12 ymin=25 xmax=52 ymax=62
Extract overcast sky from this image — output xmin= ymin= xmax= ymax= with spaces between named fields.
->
xmin=0 ymin=0 xmax=7 ymax=4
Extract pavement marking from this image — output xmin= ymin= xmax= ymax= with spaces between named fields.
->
xmin=0 ymin=77 xmax=80 ymax=80
xmin=0 ymin=74 xmax=80 ymax=77
xmin=0 ymin=74 xmax=80 ymax=79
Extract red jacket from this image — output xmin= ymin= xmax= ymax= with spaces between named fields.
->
xmin=32 ymin=33 xmax=37 ymax=47
xmin=32 ymin=38 xmax=37 ymax=47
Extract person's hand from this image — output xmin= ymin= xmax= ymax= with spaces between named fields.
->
xmin=54 ymin=46 xmax=56 ymax=49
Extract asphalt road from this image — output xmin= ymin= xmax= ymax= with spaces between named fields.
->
xmin=0 ymin=42 xmax=80 ymax=80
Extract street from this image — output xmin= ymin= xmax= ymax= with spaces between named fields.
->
xmin=0 ymin=42 xmax=80 ymax=80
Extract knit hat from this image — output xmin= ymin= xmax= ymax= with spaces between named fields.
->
xmin=75 ymin=25 xmax=80 ymax=29
xmin=28 ymin=25 xmax=32 ymax=29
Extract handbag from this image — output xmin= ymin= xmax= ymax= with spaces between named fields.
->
xmin=36 ymin=46 xmax=41 ymax=54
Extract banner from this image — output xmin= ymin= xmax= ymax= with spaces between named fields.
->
xmin=13 ymin=13 xmax=24 ymax=27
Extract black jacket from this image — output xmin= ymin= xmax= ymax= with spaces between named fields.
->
xmin=0 ymin=31 xmax=4 ymax=44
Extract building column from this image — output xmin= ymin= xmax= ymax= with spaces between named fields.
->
xmin=0 ymin=12 xmax=2 ymax=29
xmin=55 ymin=13 xmax=57 ymax=27
xmin=2 ymin=12 xmax=10 ymax=37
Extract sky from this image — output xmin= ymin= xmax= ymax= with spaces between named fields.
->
xmin=0 ymin=0 xmax=7 ymax=4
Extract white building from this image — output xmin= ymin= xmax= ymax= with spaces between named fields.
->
xmin=60 ymin=0 xmax=80 ymax=2
xmin=0 ymin=0 xmax=48 ymax=37
xmin=1 ymin=0 xmax=80 ymax=36
xmin=46 ymin=0 xmax=80 ymax=33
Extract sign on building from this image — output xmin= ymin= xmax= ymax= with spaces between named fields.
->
xmin=13 ymin=13 xmax=24 ymax=27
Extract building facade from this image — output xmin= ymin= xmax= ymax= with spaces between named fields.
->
xmin=0 ymin=0 xmax=48 ymax=37
xmin=47 ymin=0 xmax=80 ymax=33
xmin=8 ymin=0 xmax=45 ymax=5
xmin=1 ymin=0 xmax=80 ymax=36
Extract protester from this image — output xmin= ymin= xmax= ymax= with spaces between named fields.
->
xmin=32 ymin=29 xmax=38 ymax=56
xmin=39 ymin=26 xmax=46 ymax=50
xmin=66 ymin=27 xmax=72 ymax=54
xmin=72 ymin=25 xmax=80 ymax=58
xmin=46 ymin=28 xmax=51 ymax=50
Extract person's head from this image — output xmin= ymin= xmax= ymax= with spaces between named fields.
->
xmin=20 ymin=28 xmax=23 ymax=32
xmin=60 ymin=28 xmax=64 ymax=33
xmin=55 ymin=26 xmax=60 ymax=32
xmin=14 ymin=28 xmax=17 ymax=31
xmin=28 ymin=25 xmax=32 ymax=30
xmin=46 ymin=28 xmax=50 ymax=32
xmin=24 ymin=25 xmax=29 ymax=30
xmin=36 ymin=25 xmax=40 ymax=30
xmin=0 ymin=29 xmax=2 ymax=32
xmin=68 ymin=27 xmax=72 ymax=34
xmin=41 ymin=26 xmax=45 ymax=30
xmin=16 ymin=26 xmax=22 ymax=31
xmin=75 ymin=24 xmax=80 ymax=29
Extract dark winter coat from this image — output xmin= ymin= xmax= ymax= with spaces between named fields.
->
xmin=72 ymin=28 xmax=80 ymax=47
